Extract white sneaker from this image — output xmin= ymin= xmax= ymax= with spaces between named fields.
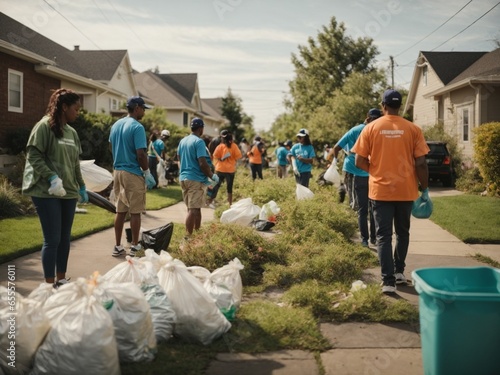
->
xmin=382 ymin=284 xmax=397 ymax=294
xmin=129 ymin=244 xmax=143 ymax=257
xmin=112 ymin=245 xmax=125 ymax=257
xmin=395 ymin=273 xmax=407 ymax=285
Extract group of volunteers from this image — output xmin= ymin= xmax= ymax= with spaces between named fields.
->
xmin=22 ymin=88 xmax=429 ymax=295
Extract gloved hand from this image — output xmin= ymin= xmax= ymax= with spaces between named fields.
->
xmin=144 ymin=170 xmax=156 ymax=190
xmin=421 ymin=188 xmax=429 ymax=201
xmin=78 ymin=185 xmax=89 ymax=203
xmin=208 ymin=174 xmax=220 ymax=187
xmin=292 ymin=158 xmax=299 ymax=177
xmin=48 ymin=175 xmax=67 ymax=197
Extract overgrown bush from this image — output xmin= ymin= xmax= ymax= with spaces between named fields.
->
xmin=474 ymin=122 xmax=500 ymax=196
xmin=0 ymin=175 xmax=34 ymax=219
xmin=455 ymin=167 xmax=485 ymax=194
xmin=5 ymin=128 xmax=31 ymax=155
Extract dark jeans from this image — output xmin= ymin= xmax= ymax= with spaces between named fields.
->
xmin=209 ymin=172 xmax=235 ymax=200
xmin=32 ymin=197 xmax=77 ymax=279
xmin=371 ymin=200 xmax=413 ymax=286
xmin=353 ymin=176 xmax=375 ymax=243
xmin=344 ymin=172 xmax=356 ymax=210
xmin=148 ymin=156 xmax=159 ymax=187
xmin=250 ymin=163 xmax=263 ymax=180
xmin=295 ymin=171 xmax=312 ymax=188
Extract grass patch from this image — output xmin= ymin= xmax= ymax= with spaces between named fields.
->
xmin=431 ymin=195 xmax=500 ymax=244
xmin=471 ymin=253 xmax=500 ymax=268
xmin=0 ymin=185 xmax=183 ymax=263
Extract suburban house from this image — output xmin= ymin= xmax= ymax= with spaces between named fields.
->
xmin=404 ymin=49 xmax=500 ymax=158
xmin=0 ymin=12 xmax=137 ymax=152
xmin=134 ymin=71 xmax=227 ymax=137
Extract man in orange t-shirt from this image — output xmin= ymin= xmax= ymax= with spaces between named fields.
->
xmin=352 ymin=89 xmax=429 ymax=294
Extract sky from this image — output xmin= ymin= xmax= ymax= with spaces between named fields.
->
xmin=2 ymin=0 xmax=499 ymax=131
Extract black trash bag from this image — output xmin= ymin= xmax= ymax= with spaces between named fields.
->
xmin=140 ymin=222 xmax=174 ymax=253
xmin=251 ymin=220 xmax=275 ymax=232
xmin=87 ymin=191 xmax=116 ymax=213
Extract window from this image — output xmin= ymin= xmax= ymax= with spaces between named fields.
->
xmin=110 ymin=98 xmax=119 ymax=111
xmin=458 ymin=104 xmax=473 ymax=142
xmin=8 ymin=69 xmax=23 ymax=113
xmin=422 ymin=66 xmax=428 ymax=86
xmin=183 ymin=112 xmax=188 ymax=127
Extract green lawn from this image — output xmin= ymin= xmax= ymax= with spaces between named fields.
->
xmin=0 ymin=185 xmax=183 ymax=264
xmin=431 ymin=195 xmax=500 ymax=244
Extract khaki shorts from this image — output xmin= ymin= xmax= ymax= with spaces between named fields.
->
xmin=180 ymin=180 xmax=206 ymax=209
xmin=113 ymin=170 xmax=146 ymax=214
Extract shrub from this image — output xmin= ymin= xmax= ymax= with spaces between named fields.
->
xmin=0 ymin=175 xmax=34 ymax=219
xmin=5 ymin=128 xmax=31 ymax=155
xmin=473 ymin=122 xmax=500 ymax=196
xmin=455 ymin=167 xmax=485 ymax=194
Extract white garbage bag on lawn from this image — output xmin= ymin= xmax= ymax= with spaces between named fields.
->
xmin=0 ymin=287 xmax=50 ymax=375
xmin=157 ymin=159 xmax=168 ymax=187
xmin=220 ymin=198 xmax=260 ymax=226
xmin=31 ymin=279 xmax=120 ymax=375
xmin=158 ymin=259 xmax=231 ymax=345
xmin=296 ymin=183 xmax=314 ymax=200
xmin=258 ymin=200 xmax=280 ymax=221
xmin=80 ymin=160 xmax=113 ymax=192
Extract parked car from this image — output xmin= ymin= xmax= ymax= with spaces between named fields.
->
xmin=425 ymin=141 xmax=455 ymax=187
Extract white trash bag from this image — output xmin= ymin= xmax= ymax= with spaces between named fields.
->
xmin=157 ymin=160 xmax=168 ymax=187
xmin=0 ymin=287 xmax=50 ymax=375
xmin=296 ymin=184 xmax=314 ymax=200
xmin=31 ymin=279 xmax=120 ymax=375
xmin=210 ymin=258 xmax=244 ymax=309
xmin=158 ymin=259 xmax=231 ymax=345
xmin=220 ymin=198 xmax=261 ymax=226
xmin=80 ymin=160 xmax=113 ymax=192
xmin=323 ymin=158 xmax=341 ymax=187
xmin=258 ymin=200 xmax=280 ymax=221
xmin=92 ymin=274 xmax=157 ymax=363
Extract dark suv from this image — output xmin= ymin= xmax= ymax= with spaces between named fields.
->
xmin=425 ymin=141 xmax=455 ymax=187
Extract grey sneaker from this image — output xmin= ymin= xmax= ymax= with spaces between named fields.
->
xmin=53 ymin=277 xmax=71 ymax=289
xmin=382 ymin=284 xmax=397 ymax=294
xmin=112 ymin=245 xmax=125 ymax=257
xmin=395 ymin=273 xmax=407 ymax=285
xmin=129 ymin=243 xmax=143 ymax=257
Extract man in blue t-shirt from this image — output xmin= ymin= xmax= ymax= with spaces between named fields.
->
xmin=275 ymin=140 xmax=292 ymax=178
xmin=330 ymin=108 xmax=382 ymax=246
xmin=109 ymin=96 xmax=156 ymax=257
xmin=177 ymin=118 xmax=219 ymax=237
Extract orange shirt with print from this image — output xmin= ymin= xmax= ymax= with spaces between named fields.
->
xmin=213 ymin=143 xmax=242 ymax=173
xmin=247 ymin=144 xmax=263 ymax=164
xmin=352 ymin=115 xmax=430 ymax=201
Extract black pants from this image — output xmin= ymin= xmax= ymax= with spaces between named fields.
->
xmin=250 ymin=163 xmax=263 ymax=180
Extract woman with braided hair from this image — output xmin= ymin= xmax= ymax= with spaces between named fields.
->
xmin=22 ymin=88 xmax=87 ymax=288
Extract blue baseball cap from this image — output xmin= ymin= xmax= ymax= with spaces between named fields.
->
xmin=190 ymin=117 xmax=205 ymax=129
xmin=382 ymin=89 xmax=402 ymax=108
xmin=368 ymin=108 xmax=382 ymax=119
xmin=127 ymin=96 xmax=152 ymax=109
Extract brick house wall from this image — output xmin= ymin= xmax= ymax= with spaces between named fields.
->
xmin=0 ymin=52 xmax=60 ymax=149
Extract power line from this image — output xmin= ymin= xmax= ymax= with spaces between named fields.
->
xmin=394 ymin=0 xmax=473 ymax=58
xmin=431 ymin=1 xmax=500 ymax=51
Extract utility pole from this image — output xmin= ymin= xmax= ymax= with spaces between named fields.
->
xmin=389 ymin=56 xmax=394 ymax=88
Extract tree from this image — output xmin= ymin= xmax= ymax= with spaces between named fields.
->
xmin=289 ymin=17 xmax=379 ymax=116
xmin=221 ymin=88 xmax=253 ymax=140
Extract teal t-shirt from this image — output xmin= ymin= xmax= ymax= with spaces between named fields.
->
xmin=275 ymin=146 xmax=289 ymax=166
xmin=148 ymin=139 xmax=165 ymax=158
xmin=22 ymin=116 xmax=84 ymax=199
xmin=289 ymin=144 xmax=315 ymax=173
xmin=109 ymin=117 xmax=147 ymax=176
xmin=178 ymin=134 xmax=210 ymax=183
xmin=336 ymin=123 xmax=369 ymax=177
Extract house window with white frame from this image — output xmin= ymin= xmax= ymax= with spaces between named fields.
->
xmin=110 ymin=98 xmax=119 ymax=111
xmin=8 ymin=69 xmax=23 ymax=113
xmin=461 ymin=107 xmax=470 ymax=142
xmin=422 ymin=65 xmax=428 ymax=86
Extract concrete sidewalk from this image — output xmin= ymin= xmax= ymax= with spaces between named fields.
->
xmin=1 ymin=188 xmax=499 ymax=375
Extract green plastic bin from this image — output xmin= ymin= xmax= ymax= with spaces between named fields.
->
xmin=412 ymin=267 xmax=500 ymax=375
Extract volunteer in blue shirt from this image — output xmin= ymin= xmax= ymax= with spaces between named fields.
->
xmin=330 ymin=108 xmax=382 ymax=246
xmin=109 ymin=96 xmax=156 ymax=258
xmin=287 ymin=128 xmax=315 ymax=187
xmin=177 ymin=118 xmax=219 ymax=237
xmin=275 ymin=140 xmax=292 ymax=178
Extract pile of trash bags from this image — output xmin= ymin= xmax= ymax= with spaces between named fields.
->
xmin=0 ymin=251 xmax=244 ymax=374
xmin=221 ymin=198 xmax=281 ymax=231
